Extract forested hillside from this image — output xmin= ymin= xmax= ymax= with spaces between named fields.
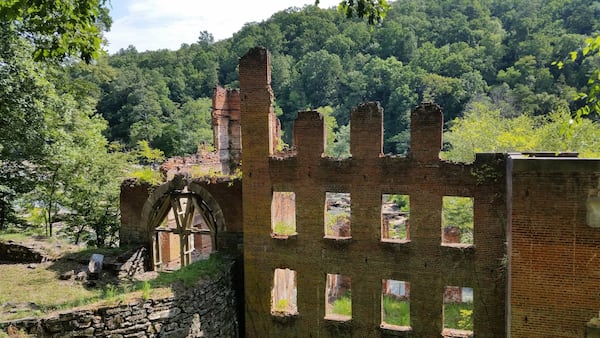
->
xmin=97 ymin=0 xmax=600 ymax=156
xmin=1 ymin=0 xmax=600 ymax=240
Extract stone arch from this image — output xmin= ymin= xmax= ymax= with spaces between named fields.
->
xmin=139 ymin=177 xmax=227 ymax=271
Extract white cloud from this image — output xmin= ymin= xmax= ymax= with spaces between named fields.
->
xmin=105 ymin=0 xmax=341 ymax=54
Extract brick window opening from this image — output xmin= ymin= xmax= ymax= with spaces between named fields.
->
xmin=381 ymin=279 xmax=411 ymax=330
xmin=587 ymin=196 xmax=600 ymax=227
xmin=271 ymin=191 xmax=297 ymax=238
xmin=381 ymin=194 xmax=410 ymax=242
xmin=442 ymin=286 xmax=474 ymax=337
xmin=442 ymin=196 xmax=474 ymax=246
xmin=324 ymin=192 xmax=351 ymax=239
xmin=325 ymin=273 xmax=352 ymax=321
xmin=271 ymin=268 xmax=298 ymax=316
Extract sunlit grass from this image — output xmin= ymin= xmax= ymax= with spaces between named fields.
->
xmin=382 ymin=295 xmax=410 ymax=326
xmin=0 ymin=245 xmax=226 ymax=321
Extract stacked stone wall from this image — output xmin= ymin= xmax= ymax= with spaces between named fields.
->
xmin=2 ymin=262 xmax=239 ymax=338
xmin=0 ymin=241 xmax=51 ymax=263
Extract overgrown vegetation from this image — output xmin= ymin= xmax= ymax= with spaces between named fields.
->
xmin=331 ymin=294 xmax=352 ymax=317
xmin=272 ymin=221 xmax=296 ymax=236
xmin=1 ymin=0 xmax=600 ymax=244
xmin=0 ymin=247 xmax=227 ymax=322
xmin=382 ymin=295 xmax=410 ymax=326
xmin=444 ymin=302 xmax=474 ymax=331
xmin=146 ymin=253 xmax=226 ymax=288
xmin=442 ymin=196 xmax=474 ymax=244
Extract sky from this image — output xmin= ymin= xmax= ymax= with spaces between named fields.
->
xmin=104 ymin=0 xmax=342 ymax=54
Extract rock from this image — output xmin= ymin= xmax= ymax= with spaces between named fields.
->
xmin=60 ymin=270 xmax=75 ymax=280
xmin=88 ymin=254 xmax=104 ymax=274
xmin=76 ymin=271 xmax=88 ymax=281
xmin=27 ymin=263 xmax=37 ymax=269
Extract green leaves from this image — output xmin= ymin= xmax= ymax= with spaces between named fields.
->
xmin=337 ymin=0 xmax=390 ymax=25
xmin=0 ymin=0 xmax=110 ymax=62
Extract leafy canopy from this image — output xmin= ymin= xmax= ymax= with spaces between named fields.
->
xmin=0 ymin=0 xmax=111 ymax=62
xmin=315 ymin=0 xmax=389 ymax=24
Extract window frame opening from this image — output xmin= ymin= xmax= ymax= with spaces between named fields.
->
xmin=152 ymin=190 xmax=217 ymax=272
xmin=442 ymin=286 xmax=474 ymax=337
xmin=381 ymin=279 xmax=411 ymax=331
xmin=325 ymin=273 xmax=352 ymax=321
xmin=381 ymin=194 xmax=410 ymax=243
xmin=441 ymin=196 xmax=474 ymax=247
xmin=324 ymin=192 xmax=352 ymax=240
xmin=271 ymin=191 xmax=297 ymax=239
xmin=271 ymin=268 xmax=298 ymax=317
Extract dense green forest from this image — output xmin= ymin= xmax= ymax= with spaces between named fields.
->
xmin=1 ymin=0 xmax=600 ymax=244
xmin=98 ymin=0 xmax=600 ymax=157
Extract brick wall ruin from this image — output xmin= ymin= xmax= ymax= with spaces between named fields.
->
xmin=508 ymin=156 xmax=600 ymax=337
xmin=115 ymin=45 xmax=600 ymax=337
xmin=240 ymin=47 xmax=506 ymax=337
xmin=119 ymin=177 xmax=242 ymax=254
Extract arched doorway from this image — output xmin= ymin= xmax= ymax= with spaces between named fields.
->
xmin=140 ymin=179 xmax=226 ymax=271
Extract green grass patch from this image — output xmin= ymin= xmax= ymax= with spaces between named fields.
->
xmin=273 ymin=299 xmax=290 ymax=312
xmin=272 ymin=221 xmax=296 ymax=236
xmin=382 ymin=295 xmax=410 ymax=326
xmin=331 ymin=294 xmax=352 ymax=316
xmin=0 ymin=227 xmax=44 ymax=242
xmin=129 ymin=167 xmax=163 ymax=185
xmin=146 ymin=253 xmax=226 ymax=288
xmin=444 ymin=302 xmax=473 ymax=330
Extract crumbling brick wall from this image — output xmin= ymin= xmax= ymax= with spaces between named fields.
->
xmin=508 ymin=156 xmax=600 ymax=337
xmin=119 ymin=178 xmax=242 ymax=254
xmin=213 ymin=86 xmax=242 ymax=174
xmin=240 ymin=47 xmax=506 ymax=337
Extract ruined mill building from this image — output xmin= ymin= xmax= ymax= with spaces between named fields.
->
xmin=120 ymin=47 xmax=600 ymax=337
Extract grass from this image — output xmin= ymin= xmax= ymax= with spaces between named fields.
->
xmin=0 ymin=262 xmax=105 ymax=321
xmin=273 ymin=299 xmax=289 ymax=312
xmin=444 ymin=302 xmax=474 ymax=330
xmin=272 ymin=221 xmax=296 ymax=236
xmin=331 ymin=294 xmax=352 ymax=317
xmin=0 ymin=240 xmax=226 ymax=322
xmin=382 ymin=295 xmax=410 ymax=326
xmin=144 ymin=253 xmax=225 ymax=288
xmin=129 ymin=167 xmax=163 ymax=185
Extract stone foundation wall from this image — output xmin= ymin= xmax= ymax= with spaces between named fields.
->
xmin=2 ymin=262 xmax=239 ymax=338
xmin=0 ymin=241 xmax=50 ymax=263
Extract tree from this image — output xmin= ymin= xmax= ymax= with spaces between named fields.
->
xmin=0 ymin=26 xmax=51 ymax=229
xmin=316 ymin=0 xmax=390 ymax=24
xmin=557 ymin=36 xmax=600 ymax=123
xmin=0 ymin=0 xmax=111 ymax=62
xmin=442 ymin=99 xmax=600 ymax=163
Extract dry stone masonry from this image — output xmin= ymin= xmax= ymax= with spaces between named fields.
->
xmin=2 ymin=261 xmax=239 ymax=338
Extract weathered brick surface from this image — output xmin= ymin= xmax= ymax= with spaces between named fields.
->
xmin=241 ymin=47 xmax=506 ymax=337
xmin=120 ymin=179 xmax=153 ymax=245
xmin=120 ymin=178 xmax=242 ymax=253
xmin=509 ymin=158 xmax=600 ymax=337
xmin=213 ymin=86 xmax=242 ymax=171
